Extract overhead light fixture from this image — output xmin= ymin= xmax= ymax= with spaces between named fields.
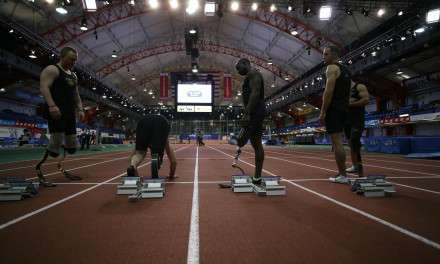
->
xmin=111 ymin=50 xmax=117 ymax=58
xmin=102 ymin=95 xmax=107 ymax=99
xmin=28 ymin=50 xmax=37 ymax=59
xmin=398 ymin=10 xmax=404 ymax=16
xmin=377 ymin=8 xmax=386 ymax=17
xmin=169 ymin=0 xmax=178 ymax=9
xmin=152 ymin=95 xmax=156 ymax=99
xmin=319 ymin=6 xmax=332 ymax=20
xmin=80 ymin=17 xmax=88 ymax=31
xmin=46 ymin=0 xmax=55 ymax=4
xmin=371 ymin=51 xmax=377 ymax=57
xmin=189 ymin=28 xmax=197 ymax=34
xmin=186 ymin=0 xmax=199 ymax=15
xmin=92 ymin=87 xmax=96 ymax=90
xmin=414 ymin=27 xmax=425 ymax=34
xmin=230 ymin=1 xmax=239 ymax=12
xmin=270 ymin=4 xmax=276 ymax=12
xmin=81 ymin=0 xmax=97 ymax=12
xmin=148 ymin=90 xmax=153 ymax=95
xmin=401 ymin=74 xmax=411 ymax=79
xmin=149 ymin=0 xmax=159 ymax=9
xmin=396 ymin=69 xmax=403 ymax=75
xmin=9 ymin=29 xmax=14 ymax=33
xmin=56 ymin=5 xmax=68 ymax=14
xmin=288 ymin=5 xmax=295 ymax=12
xmin=128 ymin=0 xmax=134 ymax=6
xmin=401 ymin=36 xmax=406 ymax=41
xmin=345 ymin=7 xmax=353 ymax=15
xmin=361 ymin=52 xmax=366 ymax=58
xmin=251 ymin=2 xmax=258 ymax=11
xmin=131 ymin=76 xmax=136 ymax=81
xmin=426 ymin=8 xmax=440 ymax=24
xmin=143 ymin=88 xmax=147 ymax=92
xmin=0 ymin=88 xmax=5 ymax=93
xmin=290 ymin=30 xmax=298 ymax=36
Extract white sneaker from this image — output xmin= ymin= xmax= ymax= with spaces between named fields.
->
xmin=329 ymin=175 xmax=349 ymax=184
xmin=346 ymin=165 xmax=358 ymax=173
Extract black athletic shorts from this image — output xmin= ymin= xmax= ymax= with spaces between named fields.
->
xmin=344 ymin=125 xmax=364 ymax=141
xmin=325 ymin=108 xmax=347 ymax=134
xmin=47 ymin=114 xmax=77 ymax=135
xmin=135 ymin=115 xmax=170 ymax=155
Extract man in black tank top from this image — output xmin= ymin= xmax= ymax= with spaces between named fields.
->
xmin=320 ymin=46 xmax=351 ymax=183
xmin=35 ymin=47 xmax=84 ymax=187
xmin=344 ymin=80 xmax=369 ymax=177
xmin=235 ymin=58 xmax=266 ymax=184
xmin=126 ymin=114 xmax=177 ymax=179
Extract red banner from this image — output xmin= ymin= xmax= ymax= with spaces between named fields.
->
xmin=223 ymin=74 xmax=232 ymax=100
xmin=160 ymin=73 xmax=169 ymax=99
xmin=380 ymin=116 xmax=410 ymax=125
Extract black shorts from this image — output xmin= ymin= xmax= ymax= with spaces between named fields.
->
xmin=344 ymin=125 xmax=364 ymax=140
xmin=135 ymin=115 xmax=170 ymax=155
xmin=47 ymin=114 xmax=76 ymax=135
xmin=325 ymin=109 xmax=347 ymax=134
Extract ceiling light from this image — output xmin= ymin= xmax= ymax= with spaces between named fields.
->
xmin=128 ymin=0 xmax=135 ymax=6
xmin=9 ymin=29 xmax=14 ymax=33
xmin=319 ymin=6 xmax=332 ymax=20
xmin=251 ymin=2 xmax=258 ymax=11
xmin=345 ymin=8 xmax=353 ymax=15
xmin=230 ymin=1 xmax=239 ymax=12
xmin=56 ymin=6 xmax=68 ymax=14
xmin=189 ymin=28 xmax=197 ymax=34
xmin=111 ymin=50 xmax=117 ymax=58
xmin=29 ymin=50 xmax=37 ymax=59
xmin=377 ymin=8 xmax=386 ymax=17
xmin=426 ymin=8 xmax=440 ymax=24
xmin=396 ymin=69 xmax=403 ymax=75
xmin=92 ymin=87 xmax=96 ymax=90
xmin=80 ymin=17 xmax=88 ymax=31
xmin=362 ymin=8 xmax=369 ymax=17
xmin=0 ymin=88 xmax=5 ymax=93
xmin=186 ymin=0 xmax=199 ymax=15
xmin=270 ymin=4 xmax=276 ymax=12
xmin=169 ymin=0 xmax=178 ymax=9
xmin=291 ymin=30 xmax=298 ymax=36
xmin=398 ymin=10 xmax=404 ymax=16
xmin=401 ymin=36 xmax=406 ymax=41
xmin=131 ymin=76 xmax=136 ymax=81
xmin=414 ymin=27 xmax=425 ymax=34
xmin=102 ymin=95 xmax=107 ymax=99
xmin=371 ymin=51 xmax=377 ymax=57
xmin=148 ymin=0 xmax=159 ymax=9
xmin=45 ymin=0 xmax=54 ymax=4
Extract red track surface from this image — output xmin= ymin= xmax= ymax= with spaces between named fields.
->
xmin=1 ymin=144 xmax=439 ymax=263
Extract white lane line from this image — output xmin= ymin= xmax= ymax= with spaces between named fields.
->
xmin=187 ymin=146 xmax=200 ymax=264
xmin=0 ymin=146 xmax=189 ymax=230
xmin=240 ymin=150 xmax=440 ymax=195
xmin=390 ymin=182 xmax=440 ymax=195
xmin=261 ymin=150 xmax=440 ymax=177
xmin=209 ymin=146 xmax=440 ymax=251
xmin=0 ymin=151 xmax=129 ymax=173
xmin=0 ymin=149 xmax=130 ymax=166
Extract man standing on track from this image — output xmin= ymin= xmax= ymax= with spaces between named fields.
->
xmin=35 ymin=47 xmax=84 ymax=187
xmin=345 ymin=78 xmax=370 ymax=177
xmin=235 ymin=58 xmax=266 ymax=184
xmin=126 ymin=114 xmax=177 ymax=179
xmin=319 ymin=46 xmax=351 ymax=184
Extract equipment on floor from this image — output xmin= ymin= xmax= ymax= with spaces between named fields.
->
xmin=350 ymin=175 xmax=395 ymax=197
xmin=129 ymin=177 xmax=166 ymax=201
xmin=117 ymin=177 xmax=141 ymax=195
xmin=0 ymin=177 xmax=39 ymax=201
xmin=231 ymin=175 xmax=254 ymax=193
xmin=253 ymin=176 xmax=286 ymax=196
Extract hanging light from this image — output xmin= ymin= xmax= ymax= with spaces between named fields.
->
xmin=251 ymin=3 xmax=258 ymax=11
xmin=80 ymin=17 xmax=88 ymax=31
xmin=29 ymin=50 xmax=37 ymax=59
xmin=270 ymin=4 xmax=276 ymax=12
xmin=111 ymin=50 xmax=117 ymax=58
xmin=149 ymin=0 xmax=159 ymax=9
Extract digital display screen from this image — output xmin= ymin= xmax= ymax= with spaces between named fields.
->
xmin=177 ymin=83 xmax=212 ymax=104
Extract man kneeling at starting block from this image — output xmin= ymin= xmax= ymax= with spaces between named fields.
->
xmin=126 ymin=114 xmax=177 ymax=179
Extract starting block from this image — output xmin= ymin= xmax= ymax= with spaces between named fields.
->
xmin=350 ymin=175 xmax=395 ymax=197
xmin=117 ymin=177 xmax=141 ymax=195
xmin=231 ymin=175 xmax=254 ymax=193
xmin=253 ymin=176 xmax=286 ymax=196
xmin=0 ymin=177 xmax=39 ymax=201
xmin=128 ymin=178 xmax=165 ymax=201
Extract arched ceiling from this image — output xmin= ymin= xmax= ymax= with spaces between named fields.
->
xmin=1 ymin=0 xmax=403 ymax=106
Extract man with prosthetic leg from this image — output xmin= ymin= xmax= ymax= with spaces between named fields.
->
xmin=35 ymin=47 xmax=84 ymax=187
xmin=119 ymin=114 xmax=177 ymax=200
xmin=345 ymin=79 xmax=369 ymax=177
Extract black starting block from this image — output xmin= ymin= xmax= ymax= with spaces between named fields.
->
xmin=0 ymin=177 xmax=39 ymax=201
xmin=253 ymin=176 xmax=286 ymax=196
xmin=350 ymin=175 xmax=395 ymax=197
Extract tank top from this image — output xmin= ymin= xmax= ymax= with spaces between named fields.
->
xmin=45 ymin=64 xmax=78 ymax=116
xmin=327 ymin=63 xmax=351 ymax=112
xmin=242 ymin=70 xmax=265 ymax=116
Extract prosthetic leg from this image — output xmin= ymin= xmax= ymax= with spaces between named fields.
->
xmin=35 ymin=150 xmax=57 ymax=187
xmin=57 ymin=147 xmax=82 ymax=181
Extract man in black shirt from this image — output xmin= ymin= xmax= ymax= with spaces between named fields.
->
xmin=235 ymin=58 xmax=266 ymax=184
xmin=345 ymin=79 xmax=369 ymax=177
xmin=36 ymin=47 xmax=84 ymax=186
xmin=126 ymin=114 xmax=177 ymax=179
xmin=319 ymin=46 xmax=351 ymax=184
